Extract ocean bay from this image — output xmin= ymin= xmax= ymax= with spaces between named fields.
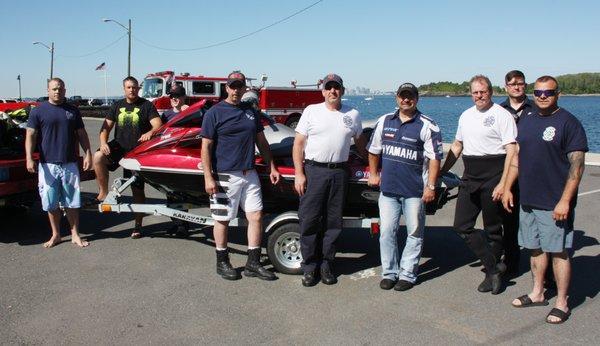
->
xmin=346 ymin=95 xmax=600 ymax=152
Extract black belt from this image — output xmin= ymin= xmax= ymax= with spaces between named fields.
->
xmin=305 ymin=159 xmax=347 ymax=169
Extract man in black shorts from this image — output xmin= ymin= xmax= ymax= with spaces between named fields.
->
xmin=92 ymin=76 xmax=162 ymax=238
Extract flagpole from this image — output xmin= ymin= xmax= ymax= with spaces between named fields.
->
xmin=17 ymin=75 xmax=22 ymax=101
xmin=103 ymin=68 xmax=108 ymax=106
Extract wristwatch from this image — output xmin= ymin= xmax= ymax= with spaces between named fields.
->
xmin=426 ymin=183 xmax=436 ymax=191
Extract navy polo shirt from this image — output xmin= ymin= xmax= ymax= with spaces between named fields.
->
xmin=499 ymin=97 xmax=535 ymax=123
xmin=26 ymin=101 xmax=84 ymax=164
xmin=517 ymin=108 xmax=588 ymax=210
xmin=200 ymin=101 xmax=262 ymax=172
xmin=368 ymin=110 xmax=443 ymax=198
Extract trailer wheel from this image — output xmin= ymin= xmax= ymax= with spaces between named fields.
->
xmin=267 ymin=222 xmax=302 ymax=275
xmin=285 ymin=115 xmax=301 ymax=129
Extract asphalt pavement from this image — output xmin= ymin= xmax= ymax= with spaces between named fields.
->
xmin=1 ymin=118 xmax=599 ymax=344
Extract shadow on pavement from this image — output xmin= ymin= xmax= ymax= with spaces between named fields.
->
xmin=569 ymin=230 xmax=599 ymax=310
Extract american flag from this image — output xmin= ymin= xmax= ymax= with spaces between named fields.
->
xmin=95 ymin=62 xmax=106 ymax=71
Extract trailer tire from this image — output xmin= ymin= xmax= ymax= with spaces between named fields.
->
xmin=285 ymin=115 xmax=301 ymax=129
xmin=267 ymin=222 xmax=303 ymax=275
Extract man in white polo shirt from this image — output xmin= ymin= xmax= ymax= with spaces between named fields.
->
xmin=441 ymin=75 xmax=517 ymax=295
xmin=293 ymin=73 xmax=367 ymax=287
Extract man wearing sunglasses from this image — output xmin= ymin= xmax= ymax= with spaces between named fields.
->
xmin=161 ymin=84 xmax=189 ymax=123
xmin=502 ymin=76 xmax=587 ymax=324
xmin=441 ymin=75 xmax=517 ymax=295
xmin=201 ymin=71 xmax=280 ymax=281
xmin=293 ymin=73 xmax=367 ymax=287
xmin=367 ymin=83 xmax=443 ymax=291
xmin=498 ymin=70 xmax=535 ymax=277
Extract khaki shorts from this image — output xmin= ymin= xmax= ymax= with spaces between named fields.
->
xmin=209 ymin=169 xmax=263 ymax=221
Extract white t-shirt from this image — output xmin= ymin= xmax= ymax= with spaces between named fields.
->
xmin=295 ymin=102 xmax=362 ymax=163
xmin=455 ymin=103 xmax=517 ymax=156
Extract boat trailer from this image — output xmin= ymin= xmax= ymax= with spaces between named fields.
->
xmin=99 ymin=175 xmax=380 ymax=275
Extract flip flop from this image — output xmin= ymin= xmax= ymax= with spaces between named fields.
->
xmin=82 ymin=198 xmax=102 ymax=208
xmin=131 ymin=225 xmax=142 ymax=239
xmin=512 ymin=295 xmax=549 ymax=308
xmin=546 ymin=307 xmax=570 ymax=324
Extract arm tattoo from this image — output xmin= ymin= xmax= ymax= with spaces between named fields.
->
xmin=567 ymin=151 xmax=585 ymax=180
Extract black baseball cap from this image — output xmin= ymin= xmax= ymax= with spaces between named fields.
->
xmin=397 ymin=83 xmax=418 ymax=97
xmin=227 ymin=71 xmax=246 ymax=87
xmin=168 ymin=85 xmax=186 ymax=97
xmin=322 ymin=73 xmax=344 ymax=88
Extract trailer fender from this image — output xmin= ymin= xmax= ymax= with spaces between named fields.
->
xmin=264 ymin=211 xmax=299 ymax=235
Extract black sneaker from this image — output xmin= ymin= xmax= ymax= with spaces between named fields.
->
xmin=380 ymin=278 xmax=397 ymax=290
xmin=394 ymin=280 xmax=414 ymax=291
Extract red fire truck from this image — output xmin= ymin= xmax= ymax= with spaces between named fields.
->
xmin=141 ymin=71 xmax=323 ymax=128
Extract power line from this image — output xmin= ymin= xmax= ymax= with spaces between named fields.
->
xmin=56 ymin=33 xmax=128 ymax=58
xmin=133 ymin=0 xmax=323 ymax=52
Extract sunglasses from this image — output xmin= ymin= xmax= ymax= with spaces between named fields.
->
xmin=324 ymin=83 xmax=342 ymax=91
xmin=533 ymin=89 xmax=559 ymax=97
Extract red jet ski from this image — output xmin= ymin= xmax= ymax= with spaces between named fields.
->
xmin=119 ymin=100 xmax=381 ymax=217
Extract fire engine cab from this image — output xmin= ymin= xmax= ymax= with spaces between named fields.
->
xmin=141 ymin=71 xmax=323 ymax=128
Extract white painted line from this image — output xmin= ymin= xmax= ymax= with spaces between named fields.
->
xmin=578 ymin=188 xmax=600 ymax=197
xmin=585 ymin=162 xmax=600 ymax=166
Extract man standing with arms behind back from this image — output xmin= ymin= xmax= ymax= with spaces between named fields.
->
xmin=367 ymin=83 xmax=443 ymax=291
xmin=293 ymin=73 xmax=367 ymax=287
xmin=503 ymin=76 xmax=587 ymax=324
xmin=441 ymin=75 xmax=517 ymax=295
xmin=499 ymin=70 xmax=535 ymax=276
xmin=92 ymin=76 xmax=162 ymax=238
xmin=25 ymin=78 xmax=93 ymax=248
xmin=201 ymin=71 xmax=280 ymax=281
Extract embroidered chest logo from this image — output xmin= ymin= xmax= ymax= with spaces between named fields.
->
xmin=542 ymin=126 xmax=556 ymax=141
xmin=118 ymin=107 xmax=141 ymax=126
xmin=483 ymin=115 xmax=495 ymax=127
xmin=343 ymin=115 xmax=353 ymax=127
xmin=245 ymin=110 xmax=255 ymax=121
xmin=65 ymin=111 xmax=74 ymax=120
xmin=384 ymin=132 xmax=395 ymax=139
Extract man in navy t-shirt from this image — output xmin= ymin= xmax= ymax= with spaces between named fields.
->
xmin=503 ymin=76 xmax=588 ymax=324
xmin=367 ymin=83 xmax=443 ymax=292
xmin=201 ymin=71 xmax=280 ymax=281
xmin=25 ymin=78 xmax=93 ymax=248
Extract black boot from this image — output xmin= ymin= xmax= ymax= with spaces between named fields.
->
xmin=244 ymin=248 xmax=277 ymax=281
xmin=216 ymin=249 xmax=241 ymax=280
xmin=478 ymin=263 xmax=505 ymax=294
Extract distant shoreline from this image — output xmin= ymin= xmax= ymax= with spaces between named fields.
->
xmin=348 ymin=93 xmax=600 ymax=97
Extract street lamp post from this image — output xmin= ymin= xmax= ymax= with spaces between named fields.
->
xmin=32 ymin=41 xmax=54 ymax=80
xmin=102 ymin=18 xmax=132 ymax=76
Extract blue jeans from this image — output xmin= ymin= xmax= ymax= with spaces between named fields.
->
xmin=379 ymin=194 xmax=425 ymax=283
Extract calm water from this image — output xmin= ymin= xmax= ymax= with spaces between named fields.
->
xmin=344 ymin=95 xmax=600 ymax=152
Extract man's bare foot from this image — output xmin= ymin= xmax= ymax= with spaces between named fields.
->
xmin=43 ymin=236 xmax=62 ymax=248
xmin=71 ymin=235 xmax=89 ymax=247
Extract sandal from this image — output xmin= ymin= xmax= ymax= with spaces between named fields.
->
xmin=546 ymin=308 xmax=570 ymax=324
xmin=131 ymin=224 xmax=142 ymax=239
xmin=512 ymin=295 xmax=549 ymax=308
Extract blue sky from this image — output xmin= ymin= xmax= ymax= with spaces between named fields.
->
xmin=2 ymin=0 xmax=599 ymax=98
